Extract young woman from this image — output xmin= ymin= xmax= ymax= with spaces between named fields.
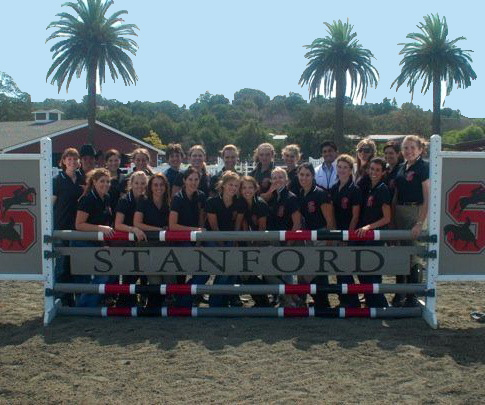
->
xmin=392 ymin=135 xmax=430 ymax=307
xmin=266 ymin=167 xmax=301 ymax=306
xmin=131 ymin=148 xmax=154 ymax=176
xmin=206 ymin=171 xmax=241 ymax=307
xmin=297 ymin=163 xmax=335 ymax=309
xmin=249 ymin=143 xmax=275 ymax=199
xmin=354 ymin=138 xmax=377 ymax=186
xmin=74 ymin=168 xmax=115 ymax=307
xmin=210 ymin=144 xmax=240 ymax=196
xmin=164 ymin=143 xmax=185 ymax=198
xmin=105 ymin=149 xmax=126 ymax=214
xmin=181 ymin=145 xmax=211 ymax=196
xmin=383 ymin=141 xmax=403 ymax=200
xmin=133 ymin=173 xmax=172 ymax=307
xmin=169 ymin=167 xmax=208 ymax=305
xmin=282 ymin=144 xmax=302 ymax=196
xmin=330 ymin=154 xmax=362 ymax=307
xmin=355 ymin=158 xmax=391 ymax=308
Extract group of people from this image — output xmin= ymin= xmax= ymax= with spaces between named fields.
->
xmin=53 ymin=134 xmax=429 ymax=309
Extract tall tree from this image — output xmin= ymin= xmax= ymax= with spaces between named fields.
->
xmin=46 ymin=0 xmax=139 ymax=144
xmin=299 ymin=19 xmax=378 ymax=147
xmin=392 ymin=13 xmax=476 ymax=136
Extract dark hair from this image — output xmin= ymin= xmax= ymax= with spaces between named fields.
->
xmin=59 ymin=147 xmax=79 ymax=170
xmin=297 ymin=162 xmax=315 ymax=177
xmin=320 ymin=140 xmax=337 ymax=152
xmin=383 ymin=141 xmax=404 ymax=164
xmin=147 ymin=173 xmax=170 ymax=209
xmin=370 ymin=157 xmax=387 ymax=171
xmin=166 ymin=143 xmax=185 ymax=158
xmin=79 ymin=144 xmax=96 ymax=158
xmin=105 ymin=149 xmax=121 ymax=161
xmin=183 ymin=166 xmax=201 ymax=181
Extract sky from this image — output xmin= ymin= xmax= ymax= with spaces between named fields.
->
xmin=1 ymin=0 xmax=483 ymax=118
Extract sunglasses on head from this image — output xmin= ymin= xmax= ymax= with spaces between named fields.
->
xmin=358 ymin=147 xmax=372 ymax=153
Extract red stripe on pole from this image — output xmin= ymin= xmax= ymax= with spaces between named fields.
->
xmin=104 ymin=284 xmax=131 ymax=295
xmin=348 ymin=230 xmax=375 ymax=241
xmin=347 ymin=284 xmax=374 ymax=294
xmin=283 ymin=307 xmax=309 ymax=317
xmin=166 ymin=284 xmax=192 ymax=295
xmin=107 ymin=307 xmax=132 ymax=316
xmin=107 ymin=231 xmax=130 ymax=241
xmin=163 ymin=231 xmax=193 ymax=242
xmin=345 ymin=308 xmax=371 ymax=318
xmin=284 ymin=230 xmax=312 ymax=241
xmin=284 ymin=284 xmax=312 ymax=294
xmin=167 ymin=307 xmax=192 ymax=317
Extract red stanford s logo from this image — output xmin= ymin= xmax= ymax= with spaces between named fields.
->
xmin=444 ymin=182 xmax=485 ymax=254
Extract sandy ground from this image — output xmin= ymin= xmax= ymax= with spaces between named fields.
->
xmin=1 ymin=280 xmax=484 ymax=404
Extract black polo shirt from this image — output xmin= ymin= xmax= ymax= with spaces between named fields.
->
xmin=77 ymin=168 xmax=87 ymax=185
xmin=299 ymin=186 xmax=332 ymax=230
xmin=395 ymin=158 xmax=429 ymax=204
xmin=330 ymin=179 xmax=362 ymax=230
xmin=206 ymin=195 xmax=239 ymax=231
xmin=236 ymin=196 xmax=269 ymax=231
xmin=360 ymin=181 xmax=391 ymax=228
xmin=267 ymin=188 xmax=300 ymax=231
xmin=77 ymin=189 xmax=112 ymax=226
xmin=115 ymin=191 xmax=138 ymax=226
xmin=356 ymin=174 xmax=371 ymax=202
xmin=136 ymin=196 xmax=170 ymax=228
xmin=108 ymin=170 xmax=127 ymax=213
xmin=385 ymin=163 xmax=402 ymax=200
xmin=287 ymin=167 xmax=302 ymax=196
xmin=165 ymin=167 xmax=183 ymax=190
xmin=53 ymin=171 xmax=84 ymax=230
xmin=249 ymin=162 xmax=274 ymax=194
xmin=170 ymin=189 xmax=206 ymax=228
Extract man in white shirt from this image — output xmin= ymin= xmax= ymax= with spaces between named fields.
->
xmin=315 ymin=140 xmax=338 ymax=190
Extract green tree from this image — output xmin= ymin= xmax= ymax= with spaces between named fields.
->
xmin=299 ymin=19 xmax=379 ymax=148
xmin=46 ymin=0 xmax=139 ymax=144
xmin=391 ymin=13 xmax=477 ymax=136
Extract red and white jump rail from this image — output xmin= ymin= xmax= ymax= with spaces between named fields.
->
xmin=57 ymin=306 xmax=422 ymax=319
xmin=52 ymin=229 xmax=431 ymax=242
xmin=51 ymin=283 xmax=430 ymax=296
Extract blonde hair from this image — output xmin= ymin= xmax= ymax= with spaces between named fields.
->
xmin=188 ymin=145 xmax=207 ymax=172
xmin=282 ymin=144 xmax=301 ymax=161
xmin=82 ymin=168 xmax=110 ymax=197
xmin=356 ymin=138 xmax=377 ymax=176
xmin=216 ymin=171 xmax=240 ymax=194
xmin=253 ymin=143 xmax=275 ymax=163
xmin=271 ymin=166 xmax=288 ymax=181
xmin=128 ymin=171 xmax=148 ymax=193
xmin=402 ymin=135 xmax=428 ymax=156
xmin=336 ymin=154 xmax=355 ymax=170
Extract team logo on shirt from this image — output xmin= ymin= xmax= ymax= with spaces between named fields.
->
xmin=277 ymin=206 xmax=285 ymax=217
xmin=367 ymin=196 xmax=374 ymax=207
xmin=406 ymin=171 xmax=415 ymax=182
xmin=444 ymin=181 xmax=485 ymax=254
xmin=0 ymin=183 xmax=37 ymax=253
xmin=341 ymin=197 xmax=349 ymax=210
xmin=307 ymin=201 xmax=316 ymax=213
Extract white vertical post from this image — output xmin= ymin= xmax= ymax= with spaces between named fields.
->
xmin=40 ymin=138 xmax=56 ymax=325
xmin=424 ymin=134 xmax=441 ymax=329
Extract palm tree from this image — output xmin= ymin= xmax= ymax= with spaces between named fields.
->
xmin=46 ymin=0 xmax=139 ymax=144
xmin=392 ymin=14 xmax=477 ymax=136
xmin=299 ymin=20 xmax=379 ymax=148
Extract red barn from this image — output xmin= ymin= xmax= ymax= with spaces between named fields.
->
xmin=0 ymin=110 xmax=164 ymax=166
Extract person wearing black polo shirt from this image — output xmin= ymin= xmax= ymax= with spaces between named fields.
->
xmin=383 ymin=141 xmax=404 ymax=202
xmin=206 ymin=171 xmax=241 ymax=307
xmin=177 ymin=145 xmax=211 ymax=196
xmin=282 ymin=144 xmax=302 ymax=196
xmin=105 ymin=149 xmax=127 ymax=215
xmin=392 ymin=135 xmax=430 ymax=307
xmin=164 ymin=143 xmax=185 ymax=198
xmin=52 ymin=148 xmax=84 ymax=286
xmin=330 ymin=154 xmax=362 ymax=308
xmin=249 ymin=143 xmax=275 ymax=200
xmin=169 ymin=167 xmax=209 ymax=305
xmin=298 ymin=162 xmax=335 ymax=309
xmin=354 ymin=138 xmax=376 ymax=186
xmin=266 ymin=167 xmax=301 ymax=306
xmin=209 ymin=144 xmax=240 ymax=196
xmin=355 ymin=158 xmax=390 ymax=308
xmin=75 ymin=168 xmax=115 ymax=307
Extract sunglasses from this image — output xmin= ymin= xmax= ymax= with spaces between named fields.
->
xmin=358 ymin=147 xmax=372 ymax=153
